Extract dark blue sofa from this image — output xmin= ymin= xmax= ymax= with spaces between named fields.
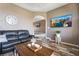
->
xmin=0 ymin=30 xmax=33 ymax=54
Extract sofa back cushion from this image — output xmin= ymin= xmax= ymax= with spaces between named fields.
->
xmin=6 ymin=32 xmax=18 ymax=41
xmin=18 ymin=30 xmax=30 ymax=39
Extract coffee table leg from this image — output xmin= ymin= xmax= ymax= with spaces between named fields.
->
xmin=13 ymin=49 xmax=18 ymax=56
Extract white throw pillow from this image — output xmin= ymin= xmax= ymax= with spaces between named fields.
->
xmin=0 ymin=35 xmax=7 ymax=42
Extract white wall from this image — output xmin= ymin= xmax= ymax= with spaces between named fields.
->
xmin=0 ymin=3 xmax=34 ymax=34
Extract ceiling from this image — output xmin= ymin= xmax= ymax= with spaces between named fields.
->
xmin=15 ymin=3 xmax=68 ymax=12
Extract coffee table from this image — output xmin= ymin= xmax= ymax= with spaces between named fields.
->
xmin=15 ymin=42 xmax=54 ymax=56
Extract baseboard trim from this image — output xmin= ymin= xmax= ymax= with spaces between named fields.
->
xmin=61 ymin=42 xmax=79 ymax=48
xmin=50 ymin=39 xmax=79 ymax=48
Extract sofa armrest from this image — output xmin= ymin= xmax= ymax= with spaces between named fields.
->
xmin=29 ymin=35 xmax=34 ymax=38
xmin=0 ymin=43 xmax=2 ymax=53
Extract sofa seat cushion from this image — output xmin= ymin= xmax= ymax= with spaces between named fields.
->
xmin=2 ymin=40 xmax=21 ymax=49
xmin=21 ymin=38 xmax=29 ymax=42
xmin=7 ymin=36 xmax=18 ymax=41
xmin=2 ymin=46 xmax=14 ymax=53
xmin=21 ymin=37 xmax=31 ymax=43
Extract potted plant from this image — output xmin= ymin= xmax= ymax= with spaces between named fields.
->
xmin=55 ymin=30 xmax=61 ymax=45
xmin=56 ymin=30 xmax=61 ymax=34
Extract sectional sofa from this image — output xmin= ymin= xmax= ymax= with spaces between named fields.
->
xmin=0 ymin=30 xmax=33 ymax=54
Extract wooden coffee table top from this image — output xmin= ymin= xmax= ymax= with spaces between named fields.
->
xmin=15 ymin=42 xmax=54 ymax=56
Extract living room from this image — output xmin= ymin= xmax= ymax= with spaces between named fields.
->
xmin=0 ymin=3 xmax=79 ymax=56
